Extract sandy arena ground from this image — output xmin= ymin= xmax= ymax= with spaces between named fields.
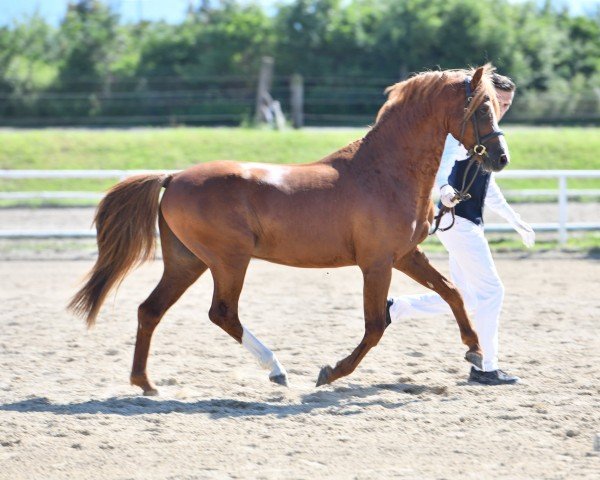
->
xmin=0 ymin=253 xmax=598 ymax=479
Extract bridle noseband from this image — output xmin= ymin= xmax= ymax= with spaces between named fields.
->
xmin=430 ymin=77 xmax=505 ymax=235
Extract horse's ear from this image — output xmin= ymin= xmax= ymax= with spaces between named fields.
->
xmin=471 ymin=66 xmax=485 ymax=90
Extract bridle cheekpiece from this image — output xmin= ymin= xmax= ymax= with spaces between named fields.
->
xmin=429 ymin=76 xmax=505 ymax=235
xmin=460 ymin=76 xmax=504 ymax=160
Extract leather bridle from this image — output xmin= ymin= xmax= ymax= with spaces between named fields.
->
xmin=430 ymin=77 xmax=505 ymax=235
xmin=460 ymin=76 xmax=505 ymax=160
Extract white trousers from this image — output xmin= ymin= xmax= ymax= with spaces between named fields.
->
xmin=389 ymin=216 xmax=504 ymax=371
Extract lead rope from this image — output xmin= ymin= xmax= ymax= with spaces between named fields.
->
xmin=429 ymin=155 xmax=480 ymax=234
xmin=429 ymin=76 xmax=506 ymax=235
xmin=430 ymin=77 xmax=486 ymax=236
xmin=429 ymin=77 xmax=479 ymax=235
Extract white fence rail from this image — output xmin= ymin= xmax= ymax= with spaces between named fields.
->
xmin=1 ymin=169 xmax=599 ymax=245
xmin=497 ymin=170 xmax=600 ymax=244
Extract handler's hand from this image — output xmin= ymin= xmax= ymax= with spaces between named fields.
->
xmin=440 ymin=184 xmax=459 ymax=208
xmin=512 ymin=218 xmax=535 ymax=248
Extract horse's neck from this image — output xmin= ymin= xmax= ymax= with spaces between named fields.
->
xmin=354 ymin=106 xmax=448 ymax=193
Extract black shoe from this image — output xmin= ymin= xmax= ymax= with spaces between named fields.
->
xmin=468 ymin=367 xmax=520 ymax=385
xmin=385 ymin=299 xmax=393 ymax=327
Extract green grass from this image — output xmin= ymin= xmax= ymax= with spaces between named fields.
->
xmin=0 ymin=126 xmax=599 ymax=196
xmin=0 ymin=127 xmax=364 ymax=198
xmin=0 ymin=127 xmax=364 ymax=169
xmin=499 ymin=126 xmax=600 ymax=190
xmin=1 ymin=126 xmax=599 ymax=169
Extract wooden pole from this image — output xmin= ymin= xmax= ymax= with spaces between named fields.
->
xmin=290 ymin=74 xmax=304 ymax=129
xmin=255 ymin=56 xmax=274 ymax=125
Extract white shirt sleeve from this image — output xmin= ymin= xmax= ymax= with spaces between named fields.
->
xmin=434 ymin=134 xmax=468 ymax=191
xmin=484 ymin=174 xmax=518 ymax=222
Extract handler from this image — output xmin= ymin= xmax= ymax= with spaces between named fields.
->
xmin=387 ymin=72 xmax=535 ymax=385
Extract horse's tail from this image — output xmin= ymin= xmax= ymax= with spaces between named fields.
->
xmin=68 ymin=173 xmax=172 ymax=328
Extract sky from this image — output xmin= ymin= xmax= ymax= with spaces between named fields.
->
xmin=0 ymin=0 xmax=598 ymax=26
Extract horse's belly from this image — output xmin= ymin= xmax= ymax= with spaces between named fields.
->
xmin=252 ymin=228 xmax=356 ymax=268
xmin=253 ymin=254 xmax=355 ymax=268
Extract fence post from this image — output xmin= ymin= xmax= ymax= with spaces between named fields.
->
xmin=558 ymin=175 xmax=568 ymax=245
xmin=290 ymin=74 xmax=304 ymax=129
xmin=254 ymin=56 xmax=274 ymax=125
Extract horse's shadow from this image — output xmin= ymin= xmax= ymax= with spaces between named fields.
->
xmin=0 ymin=382 xmax=446 ymax=419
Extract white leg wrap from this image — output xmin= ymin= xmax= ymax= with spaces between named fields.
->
xmin=242 ymin=326 xmax=286 ymax=377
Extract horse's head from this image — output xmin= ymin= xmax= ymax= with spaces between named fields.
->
xmin=447 ymin=65 xmax=510 ymax=173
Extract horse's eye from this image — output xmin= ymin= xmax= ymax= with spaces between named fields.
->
xmin=479 ymin=104 xmax=490 ymax=115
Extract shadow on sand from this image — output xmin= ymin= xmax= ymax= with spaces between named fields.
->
xmin=0 ymin=382 xmax=448 ymax=419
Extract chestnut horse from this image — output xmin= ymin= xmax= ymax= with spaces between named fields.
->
xmin=69 ymin=65 xmax=509 ymax=395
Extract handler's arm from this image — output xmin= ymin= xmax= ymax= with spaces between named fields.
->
xmin=434 ymin=135 xmax=463 ymax=190
xmin=485 ymin=175 xmax=535 ymax=247
xmin=436 ymin=135 xmax=470 ymax=207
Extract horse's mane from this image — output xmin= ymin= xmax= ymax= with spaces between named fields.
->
xmin=375 ymin=64 xmax=500 ymax=125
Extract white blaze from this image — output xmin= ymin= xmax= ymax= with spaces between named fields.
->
xmin=492 ymin=110 xmax=510 ymax=163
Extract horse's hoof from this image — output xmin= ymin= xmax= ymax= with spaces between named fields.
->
xmin=465 ymin=350 xmax=483 ymax=370
xmin=131 ymin=374 xmax=159 ymax=396
xmin=269 ymin=373 xmax=289 ymax=387
xmin=316 ymin=365 xmax=333 ymax=387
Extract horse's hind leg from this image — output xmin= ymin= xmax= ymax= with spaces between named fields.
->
xmin=208 ymin=257 xmax=288 ymax=386
xmin=316 ymin=262 xmax=391 ymax=386
xmin=130 ymin=213 xmax=208 ymax=395
xmin=395 ymin=248 xmax=483 ymax=369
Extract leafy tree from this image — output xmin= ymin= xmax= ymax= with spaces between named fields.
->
xmin=274 ymin=0 xmax=351 ymax=75
xmin=0 ymin=14 xmax=57 ymax=93
xmin=56 ymin=0 xmax=120 ymax=92
xmin=137 ymin=1 xmax=273 ymax=80
xmin=0 ymin=0 xmax=598 ymax=125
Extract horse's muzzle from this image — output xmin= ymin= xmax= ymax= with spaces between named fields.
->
xmin=494 ymin=153 xmax=509 ymax=171
xmin=485 ymin=145 xmax=510 ymax=172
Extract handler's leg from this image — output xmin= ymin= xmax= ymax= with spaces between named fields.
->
xmin=437 ymin=218 xmax=518 ymax=384
xmin=388 ymin=223 xmax=477 ymax=321
xmin=394 ymin=247 xmax=483 ymax=369
xmin=389 ymin=261 xmax=476 ymax=321
xmin=437 ymin=219 xmax=504 ymax=372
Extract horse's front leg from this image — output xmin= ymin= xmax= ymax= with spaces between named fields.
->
xmin=395 ymin=248 xmax=483 ymax=369
xmin=316 ymin=261 xmax=392 ymax=386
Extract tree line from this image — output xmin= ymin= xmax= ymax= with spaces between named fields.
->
xmin=0 ymin=0 xmax=599 ymax=126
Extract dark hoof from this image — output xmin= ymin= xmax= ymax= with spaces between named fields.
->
xmin=465 ymin=350 xmax=483 ymax=370
xmin=316 ymin=365 xmax=333 ymax=387
xmin=143 ymin=388 xmax=159 ymax=396
xmin=269 ymin=373 xmax=289 ymax=387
